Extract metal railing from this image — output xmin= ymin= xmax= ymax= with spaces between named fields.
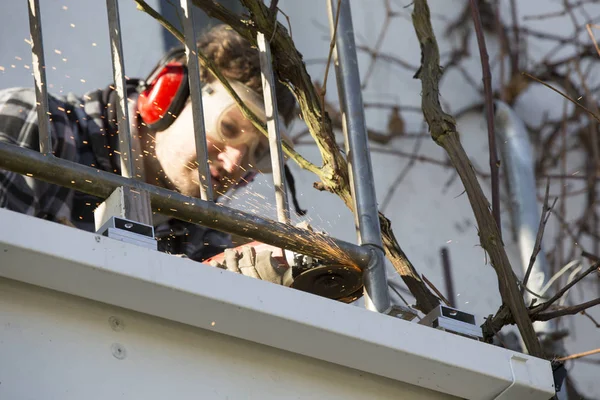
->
xmin=2 ymin=0 xmax=391 ymax=313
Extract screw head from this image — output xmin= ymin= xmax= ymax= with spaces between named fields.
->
xmin=109 ymin=316 xmax=125 ymax=332
xmin=111 ymin=343 xmax=127 ymax=360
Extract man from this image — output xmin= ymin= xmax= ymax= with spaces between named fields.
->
xmin=0 ymin=24 xmax=298 ymax=263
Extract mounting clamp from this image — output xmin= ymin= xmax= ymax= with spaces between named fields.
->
xmin=94 ymin=186 xmax=157 ymax=250
xmin=418 ymin=305 xmax=483 ymax=340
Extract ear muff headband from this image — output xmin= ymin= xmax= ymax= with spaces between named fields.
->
xmin=137 ymin=48 xmax=189 ymax=131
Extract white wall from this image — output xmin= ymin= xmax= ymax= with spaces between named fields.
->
xmin=0 ymin=0 xmax=598 ymax=397
xmin=0 ymin=277 xmax=455 ymax=400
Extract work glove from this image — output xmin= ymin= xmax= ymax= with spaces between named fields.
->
xmin=208 ymin=244 xmax=294 ymax=286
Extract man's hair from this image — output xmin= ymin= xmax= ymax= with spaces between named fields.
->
xmin=181 ymin=24 xmax=296 ymax=126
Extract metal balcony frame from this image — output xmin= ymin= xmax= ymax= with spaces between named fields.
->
xmin=1 ymin=0 xmax=391 ymax=312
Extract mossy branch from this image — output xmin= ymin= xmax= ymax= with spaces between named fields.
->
xmin=411 ymin=0 xmax=544 ymax=357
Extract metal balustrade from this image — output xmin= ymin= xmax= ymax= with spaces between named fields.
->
xmin=1 ymin=0 xmax=391 ymax=313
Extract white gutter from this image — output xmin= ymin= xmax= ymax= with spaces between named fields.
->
xmin=0 ymin=208 xmax=555 ymax=399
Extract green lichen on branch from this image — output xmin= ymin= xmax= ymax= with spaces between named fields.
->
xmin=411 ymin=0 xmax=544 ymax=357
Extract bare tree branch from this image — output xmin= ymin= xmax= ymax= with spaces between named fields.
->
xmin=535 ymin=297 xmax=600 ymax=321
xmin=469 ymin=0 xmax=501 ymax=236
xmin=411 ymin=0 xmax=544 ymax=357
xmin=532 ymin=261 xmax=600 ymax=315
xmin=522 ymin=180 xmax=557 ymax=292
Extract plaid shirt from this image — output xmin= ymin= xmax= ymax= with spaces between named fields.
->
xmin=0 ymin=84 xmax=232 ymax=261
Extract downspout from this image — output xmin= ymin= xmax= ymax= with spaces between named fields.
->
xmin=494 ymin=101 xmax=568 ymax=399
xmin=494 ymin=101 xmax=552 ymax=315
xmin=327 ymin=0 xmax=392 ymax=314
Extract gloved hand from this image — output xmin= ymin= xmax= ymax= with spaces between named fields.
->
xmin=207 ymin=243 xmax=294 ymax=286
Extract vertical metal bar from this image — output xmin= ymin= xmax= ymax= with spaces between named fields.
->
xmin=27 ymin=0 xmax=52 ymax=155
xmin=180 ymin=0 xmax=213 ymax=202
xmin=327 ymin=0 xmax=382 ymax=247
xmin=440 ymin=247 xmax=456 ymax=308
xmin=327 ymin=0 xmax=391 ymax=313
xmin=257 ymin=32 xmax=290 ymax=224
xmin=106 ymin=0 xmax=134 ymax=179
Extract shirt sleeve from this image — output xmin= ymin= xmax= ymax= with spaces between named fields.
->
xmin=0 ymin=88 xmax=78 ymax=222
xmin=154 ymin=219 xmax=233 ymax=262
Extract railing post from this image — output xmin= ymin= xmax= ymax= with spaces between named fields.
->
xmin=27 ymin=0 xmax=52 ymax=155
xmin=257 ymin=32 xmax=290 ymax=224
xmin=106 ymin=0 xmax=135 ymax=179
xmin=180 ymin=0 xmax=213 ymax=202
xmin=327 ymin=0 xmax=391 ymax=313
xmin=105 ymin=0 xmax=153 ymax=228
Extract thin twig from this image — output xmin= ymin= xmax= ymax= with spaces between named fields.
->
xmin=535 ymin=297 xmax=600 ymax=321
xmin=470 ymin=0 xmax=501 ymax=236
xmin=582 ymin=250 xmax=600 ymax=262
xmin=533 ymin=262 xmax=600 ymax=315
xmin=486 ymin=287 xmax=600 ymax=335
xmin=494 ymin=1 xmax=507 ymax=103
xmin=361 ymin=0 xmax=394 ymax=89
xmin=381 ymin=133 xmax=424 ymax=212
xmin=586 ymin=23 xmax=600 ymax=56
xmin=319 ymin=0 xmax=342 ymax=171
xmin=523 ymin=72 xmax=600 ymax=124
xmin=556 ymin=348 xmax=600 ymax=362
xmin=356 ymin=46 xmax=419 ymax=71
xmin=509 ymin=0 xmax=520 ymax=72
xmin=581 ymin=310 xmax=600 ymax=328
xmin=523 ymin=1 xmax=591 ymax=21
xmin=276 ymin=8 xmax=293 ymax=39
xmin=558 ymin=95 xmax=569 ymax=276
xmin=522 ymin=180 xmax=557 ymax=292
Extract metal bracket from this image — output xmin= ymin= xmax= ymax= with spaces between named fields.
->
xmin=96 ymin=216 xmax=157 ymax=250
xmin=94 ymin=186 xmax=156 ymax=250
xmin=418 ymin=305 xmax=483 ymax=340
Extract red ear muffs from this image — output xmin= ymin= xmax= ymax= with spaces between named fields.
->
xmin=137 ymin=61 xmax=190 ymax=131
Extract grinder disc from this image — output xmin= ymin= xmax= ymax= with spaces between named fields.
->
xmin=290 ymin=264 xmax=363 ymax=303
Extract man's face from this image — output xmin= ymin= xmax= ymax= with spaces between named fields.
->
xmin=153 ymin=100 xmax=269 ymax=198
